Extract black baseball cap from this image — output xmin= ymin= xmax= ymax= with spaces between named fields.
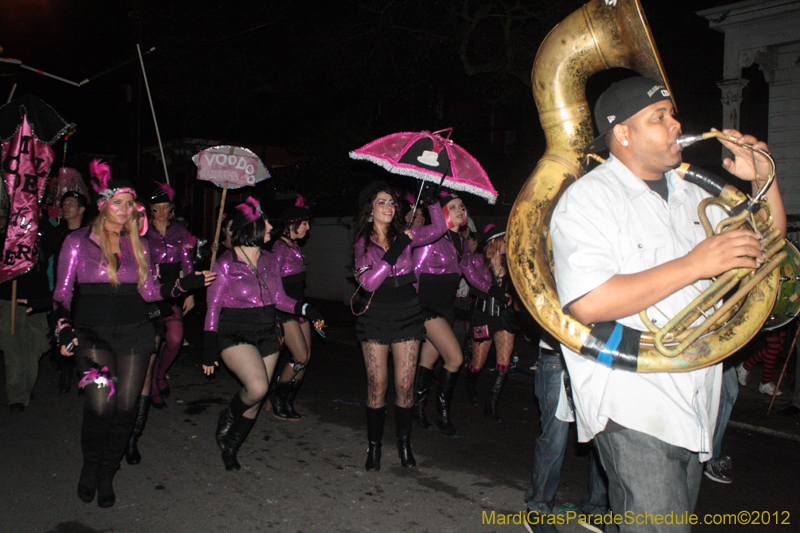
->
xmin=584 ymin=76 xmax=672 ymax=154
xmin=60 ymin=191 xmax=88 ymax=208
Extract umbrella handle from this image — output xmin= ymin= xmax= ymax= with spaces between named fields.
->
xmin=210 ymin=183 xmax=228 ymax=269
xmin=406 ymin=182 xmax=426 ymax=230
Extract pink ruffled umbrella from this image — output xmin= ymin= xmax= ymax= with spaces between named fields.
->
xmin=349 ymin=128 xmax=498 ymax=205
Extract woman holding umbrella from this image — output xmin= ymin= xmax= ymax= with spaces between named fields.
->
xmin=463 ymin=224 xmax=516 ymax=423
xmin=54 ymin=160 xmax=215 ymax=507
xmin=269 ymin=196 xmax=314 ymax=421
xmin=411 ymin=192 xmax=504 ymax=437
xmin=202 ymin=197 xmax=324 ymax=471
xmin=352 ymin=182 xmax=447 ymax=471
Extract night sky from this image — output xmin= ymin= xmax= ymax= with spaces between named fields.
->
xmin=1 ymin=0 xmax=728 ymax=220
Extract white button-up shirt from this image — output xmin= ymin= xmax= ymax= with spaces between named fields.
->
xmin=551 ymin=155 xmax=723 ymax=461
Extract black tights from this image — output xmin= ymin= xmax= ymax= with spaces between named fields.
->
xmin=220 ymin=343 xmax=279 ymax=419
xmin=76 ymin=346 xmax=151 ymax=418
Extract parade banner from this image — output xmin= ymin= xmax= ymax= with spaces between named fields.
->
xmin=0 ymin=115 xmax=54 ymax=282
xmin=191 ymin=145 xmax=271 ymax=268
xmin=195 ymin=151 xmax=260 ymax=187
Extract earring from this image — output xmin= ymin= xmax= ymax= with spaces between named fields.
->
xmin=622 ymin=140 xmax=628 ymax=146
xmin=368 ymin=216 xmax=373 ymax=222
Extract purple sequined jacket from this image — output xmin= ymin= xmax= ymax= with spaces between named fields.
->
xmin=145 ymin=221 xmax=194 ymax=275
xmin=204 ymin=249 xmax=298 ymax=332
xmin=413 ymin=229 xmax=492 ymax=294
xmin=354 ymin=204 xmax=447 ymax=292
xmin=272 ymin=239 xmax=305 ymax=277
xmin=466 ymin=255 xmax=504 ymax=297
xmin=53 ymin=227 xmax=162 ymax=311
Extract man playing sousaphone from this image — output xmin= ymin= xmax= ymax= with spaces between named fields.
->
xmin=549 ymin=77 xmax=784 ymax=532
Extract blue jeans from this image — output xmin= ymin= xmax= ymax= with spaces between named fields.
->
xmin=711 ymin=366 xmax=738 ymax=461
xmin=525 ymin=350 xmax=608 ymax=516
xmin=595 ymin=424 xmax=702 ymax=533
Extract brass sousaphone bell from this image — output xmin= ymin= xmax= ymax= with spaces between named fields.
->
xmin=507 ymin=0 xmax=792 ymax=372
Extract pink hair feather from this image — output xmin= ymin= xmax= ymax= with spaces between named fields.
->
xmin=90 ymin=159 xmax=112 ymax=194
xmin=235 ymin=196 xmax=263 ymax=222
xmin=155 ymin=181 xmax=176 ymax=202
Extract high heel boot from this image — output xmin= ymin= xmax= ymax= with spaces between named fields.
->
xmin=365 ymin=407 xmax=385 ymax=471
xmin=97 ymin=410 xmax=136 ymax=508
xmin=412 ymin=366 xmax=433 ymax=429
xmin=285 ymin=378 xmax=303 ymax=420
xmin=395 ymin=406 xmax=416 ymax=467
xmin=465 ymin=368 xmax=480 ymax=406
xmin=216 ymin=392 xmax=246 ymax=452
xmin=125 ymin=396 xmax=151 ymax=465
xmin=484 ymin=370 xmax=508 ymax=423
xmin=272 ymin=380 xmax=300 ymax=421
xmin=221 ymin=415 xmax=257 ymax=471
xmin=77 ymin=409 xmax=113 ymax=503
xmin=434 ymin=368 xmax=460 ymax=437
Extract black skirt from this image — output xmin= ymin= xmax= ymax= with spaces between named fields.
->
xmin=75 ymin=320 xmax=155 ymax=357
xmin=356 ymin=299 xmax=425 ymax=345
xmin=218 ymin=306 xmax=281 ymax=357
xmin=470 ymin=309 xmax=504 ymax=343
xmin=418 ymin=273 xmax=461 ymax=325
xmin=276 ymin=310 xmax=306 ymax=325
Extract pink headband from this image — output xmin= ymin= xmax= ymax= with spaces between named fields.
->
xmin=90 ymin=159 xmax=136 ymax=210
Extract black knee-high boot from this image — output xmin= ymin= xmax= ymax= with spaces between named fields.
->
xmin=484 ymin=371 xmax=508 ymax=423
xmin=97 ymin=410 xmax=136 ymax=508
xmin=412 ymin=366 xmax=434 ymax=429
xmin=77 ymin=409 xmax=113 ymax=503
xmin=465 ymin=368 xmax=480 ymax=406
xmin=272 ymin=380 xmax=301 ymax=421
xmin=395 ymin=406 xmax=416 ymax=467
xmin=125 ymin=396 xmax=152 ymax=465
xmin=221 ymin=415 xmax=257 ymax=471
xmin=365 ymin=407 xmax=385 ymax=471
xmin=216 ymin=392 xmax=247 ymax=452
xmin=434 ymin=368 xmax=459 ymax=437
xmin=285 ymin=378 xmax=303 ymax=419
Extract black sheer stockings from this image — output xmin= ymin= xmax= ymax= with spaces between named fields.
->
xmin=76 ymin=347 xmax=151 ymax=418
xmin=220 ymin=343 xmax=279 ymax=418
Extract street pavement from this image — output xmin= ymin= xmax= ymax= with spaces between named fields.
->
xmin=1 ymin=300 xmax=799 ymax=533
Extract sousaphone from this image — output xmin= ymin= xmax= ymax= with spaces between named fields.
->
xmin=507 ymin=0 xmax=788 ymax=372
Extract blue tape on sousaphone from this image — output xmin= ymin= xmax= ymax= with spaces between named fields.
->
xmin=580 ymin=321 xmax=640 ymax=371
